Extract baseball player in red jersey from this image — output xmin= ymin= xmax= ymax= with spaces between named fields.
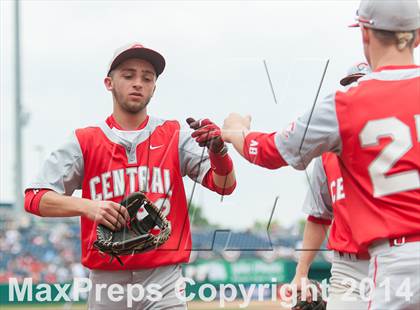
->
xmin=24 ymin=43 xmax=236 ymax=309
xmin=287 ymin=63 xmax=372 ymax=310
xmin=222 ymin=1 xmax=420 ymax=309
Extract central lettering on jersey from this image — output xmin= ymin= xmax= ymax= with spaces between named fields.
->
xmin=330 ymin=177 xmax=345 ymax=203
xmin=88 ymin=166 xmax=172 ymax=200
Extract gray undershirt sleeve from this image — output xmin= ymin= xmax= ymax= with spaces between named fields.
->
xmin=27 ymin=131 xmax=84 ymax=195
xmin=302 ymin=157 xmax=333 ymax=220
xmin=178 ymin=125 xmax=211 ymax=184
xmin=274 ymin=92 xmax=342 ymax=170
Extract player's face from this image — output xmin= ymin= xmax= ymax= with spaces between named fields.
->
xmin=105 ymin=58 xmax=156 ymax=114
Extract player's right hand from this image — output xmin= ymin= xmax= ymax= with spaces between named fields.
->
xmin=84 ymin=200 xmax=130 ymax=231
xmin=286 ymin=275 xmax=312 ymax=304
xmin=221 ymin=113 xmax=252 ymax=143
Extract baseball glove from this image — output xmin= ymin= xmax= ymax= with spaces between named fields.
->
xmin=93 ymin=192 xmax=171 ymax=266
xmin=292 ymin=280 xmax=326 ymax=310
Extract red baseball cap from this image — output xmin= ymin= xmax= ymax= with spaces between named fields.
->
xmin=107 ymin=43 xmax=166 ymax=77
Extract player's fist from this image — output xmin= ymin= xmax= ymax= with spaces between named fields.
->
xmin=221 ymin=113 xmax=252 ymax=143
xmin=286 ymin=276 xmax=312 ymax=304
xmin=186 ymin=117 xmax=225 ymax=154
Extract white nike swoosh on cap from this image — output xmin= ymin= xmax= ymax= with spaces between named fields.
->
xmin=150 ymin=145 xmax=163 ymax=150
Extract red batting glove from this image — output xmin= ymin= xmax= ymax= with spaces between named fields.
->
xmin=187 ymin=117 xmax=233 ymax=176
xmin=186 ymin=118 xmax=226 ymax=154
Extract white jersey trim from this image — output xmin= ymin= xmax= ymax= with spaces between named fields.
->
xmin=361 ymin=67 xmax=420 ymax=82
xmin=99 ymin=116 xmax=166 ymax=164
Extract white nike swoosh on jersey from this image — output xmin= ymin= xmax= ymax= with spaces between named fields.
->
xmin=150 ymin=145 xmax=163 ymax=150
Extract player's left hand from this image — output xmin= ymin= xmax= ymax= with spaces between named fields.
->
xmin=186 ymin=117 xmax=225 ymax=154
xmin=221 ymin=113 xmax=252 ymax=143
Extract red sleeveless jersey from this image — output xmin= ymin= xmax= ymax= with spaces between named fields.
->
xmin=335 ymin=65 xmax=420 ymax=247
xmin=76 ymin=121 xmax=192 ymax=270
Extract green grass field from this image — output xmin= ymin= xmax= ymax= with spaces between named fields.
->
xmin=0 ymin=301 xmax=289 ymax=310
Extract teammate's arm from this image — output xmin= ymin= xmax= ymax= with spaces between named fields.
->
xmin=221 ymin=113 xmax=288 ymax=169
xmin=289 ymin=155 xmax=333 ymax=295
xmin=292 ymin=218 xmax=330 ymax=290
xmin=222 ymin=93 xmax=341 ymax=170
xmin=220 ymin=113 xmax=251 ymax=158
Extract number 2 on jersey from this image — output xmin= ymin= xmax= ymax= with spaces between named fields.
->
xmin=359 ymin=115 xmax=420 ymax=197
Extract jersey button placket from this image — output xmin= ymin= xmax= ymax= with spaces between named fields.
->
xmin=127 ymin=144 xmax=137 ymax=164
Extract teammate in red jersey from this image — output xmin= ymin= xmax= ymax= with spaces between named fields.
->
xmin=24 ymin=43 xmax=236 ymax=309
xmin=286 ymin=63 xmax=371 ymax=310
xmin=222 ymin=1 xmax=420 ymax=309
